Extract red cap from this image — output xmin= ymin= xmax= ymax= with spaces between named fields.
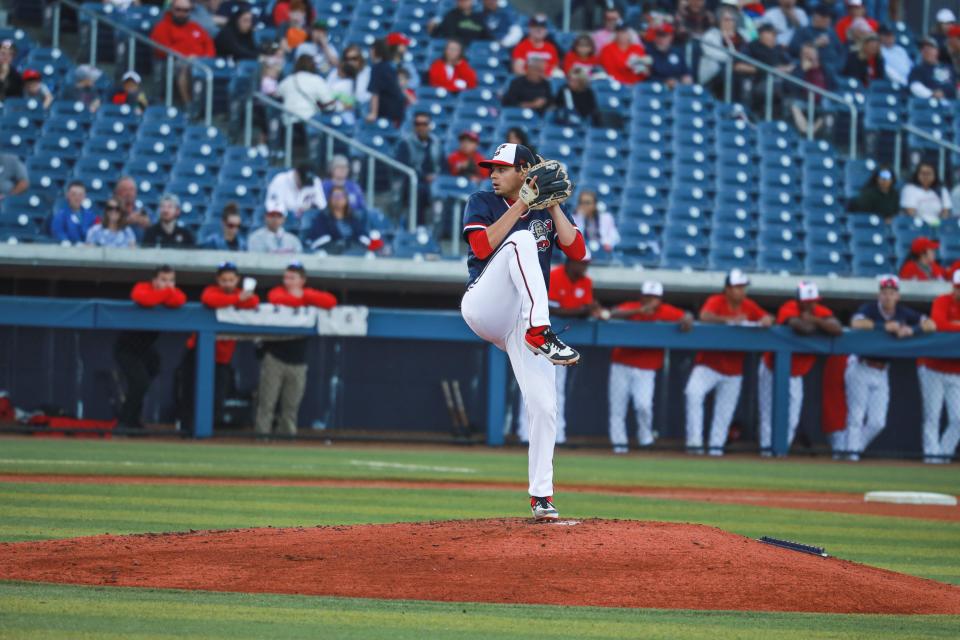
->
xmin=911 ymin=236 xmax=940 ymax=254
xmin=386 ymin=32 xmax=411 ymax=46
xmin=22 ymin=69 xmax=41 ymax=81
xmin=655 ymin=23 xmax=675 ymax=35
xmin=949 ymin=25 xmax=960 ymax=38
xmin=458 ymin=130 xmax=480 ymax=142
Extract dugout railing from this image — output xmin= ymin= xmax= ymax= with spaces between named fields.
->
xmin=2 ymin=295 xmax=960 ymax=456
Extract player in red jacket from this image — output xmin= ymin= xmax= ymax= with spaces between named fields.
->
xmin=685 ymin=269 xmax=773 ymax=455
xmin=115 ymin=265 xmax=187 ymax=430
xmin=255 ymin=262 xmax=337 ymax=438
xmin=608 ymin=281 xmax=693 ymax=453
xmin=149 ymin=0 xmax=216 ymax=106
xmin=178 ymin=262 xmax=260 ymax=436
xmin=919 ymin=270 xmax=960 ymax=463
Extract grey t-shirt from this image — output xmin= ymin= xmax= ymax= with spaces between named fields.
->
xmin=0 ymin=154 xmax=27 ymax=195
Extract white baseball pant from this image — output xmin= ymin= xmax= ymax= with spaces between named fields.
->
xmin=608 ymin=363 xmax=657 ymax=447
xmin=685 ymin=364 xmax=742 ymax=453
xmin=461 ymin=229 xmax=557 ymax=498
xmin=844 ymin=356 xmax=889 ymax=456
xmin=518 ymin=365 xmax=566 ymax=444
xmin=918 ymin=366 xmax=960 ymax=462
xmin=757 ymin=362 xmax=803 ymax=453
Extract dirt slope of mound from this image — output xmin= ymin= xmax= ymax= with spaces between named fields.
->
xmin=2 ymin=519 xmax=958 ymax=614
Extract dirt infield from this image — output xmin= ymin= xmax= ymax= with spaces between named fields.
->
xmin=2 ymin=474 xmax=957 ymax=521
xmin=2 ymin=519 xmax=959 ymax=614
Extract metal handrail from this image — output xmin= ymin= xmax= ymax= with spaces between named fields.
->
xmin=51 ymin=0 xmax=214 ymax=126
xmin=247 ymin=92 xmax=420 ymax=232
xmin=696 ymin=36 xmax=859 ymax=158
xmin=898 ymin=123 xmax=960 ymax=181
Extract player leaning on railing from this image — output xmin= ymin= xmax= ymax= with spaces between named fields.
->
xmin=459 ymin=143 xmax=584 ymax=522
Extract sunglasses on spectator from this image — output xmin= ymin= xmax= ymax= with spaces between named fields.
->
xmin=345 ymin=56 xmax=362 ymax=61
xmin=415 ymin=120 xmax=430 ymax=126
xmin=105 ymin=203 xmax=120 ymax=211
xmin=225 ymin=222 xmax=241 ymax=229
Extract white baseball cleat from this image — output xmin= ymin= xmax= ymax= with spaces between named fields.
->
xmin=525 ymin=327 xmax=580 ymax=366
xmin=530 ymin=496 xmax=559 ymax=522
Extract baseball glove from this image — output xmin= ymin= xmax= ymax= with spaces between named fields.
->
xmin=519 ymin=157 xmax=573 ymax=210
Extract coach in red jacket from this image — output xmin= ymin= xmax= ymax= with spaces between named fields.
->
xmin=255 ymin=262 xmax=337 ymax=439
xmin=150 ymin=0 xmax=215 ymax=106
xmin=177 ymin=261 xmax=260 ymax=436
xmin=115 ymin=265 xmax=187 ymax=430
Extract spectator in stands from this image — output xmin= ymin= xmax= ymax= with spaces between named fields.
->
xmin=0 ymin=40 xmax=23 ymax=98
xmin=562 ymin=34 xmax=600 ymax=77
xmin=849 ymin=165 xmax=900 ymax=221
xmin=835 ymin=0 xmax=877 ymax=45
xmin=788 ymin=43 xmax=830 ymax=136
xmin=177 ymin=261 xmax=260 ymax=437
xmin=841 ymin=33 xmax=885 ymax=87
xmin=62 ymin=64 xmax=102 ymax=113
xmin=86 ymin=198 xmax=136 ymax=248
xmin=760 ymin=0 xmax=808 ymax=47
xmin=114 ymin=177 xmax=151 ymax=233
xmin=396 ymin=112 xmax=442 ymax=222
xmin=150 ymin=0 xmax=216 ymax=106
xmin=214 ymin=4 xmax=258 ymax=60
xmin=675 ymin=0 xmax=716 ymax=44
xmin=900 ymin=236 xmax=947 ymax=281
xmin=512 ymin=15 xmax=560 ymax=76
xmin=51 ymin=181 xmax=97 ymax=245
xmin=366 ymin=38 xmax=407 ymax=125
xmin=21 ymin=69 xmax=53 ymax=109
xmin=789 ymin=6 xmax=844 ymax=72
xmin=191 ymin=0 xmax=226 ymax=37
xmin=397 ymin=67 xmax=416 ymax=105
xmin=143 ymin=194 xmax=196 ymax=248
xmin=116 ymin=265 xmax=187 ymax=430
xmin=429 ymin=39 xmax=478 ymax=93
xmin=307 ymin=185 xmax=383 ymax=253
xmin=685 ymin=269 xmax=774 ymax=456
xmin=386 ymin=32 xmax=420 ymax=92
xmin=933 ymin=8 xmax=957 ymax=64
xmin=943 ymin=25 xmax=960 ymax=77
xmin=480 ymin=0 xmax=523 ymax=48
xmin=277 ymin=1 xmax=310 ymax=50
xmin=502 ymin=56 xmax=553 ymax=113
xmin=599 ymin=21 xmax=652 ymax=84
xmin=201 ymin=202 xmax=247 ymax=251
xmin=699 ymin=7 xmax=748 ymax=89
xmin=878 ymin=24 xmax=912 ymax=86
xmin=648 ymin=23 xmax=693 ymax=88
xmin=554 ymin=66 xmax=598 ymax=126
xmin=110 ymin=71 xmax=149 ymax=113
xmin=447 ymin=131 xmax=488 ymax=182
xmin=743 ymin=23 xmax=795 ymax=111
xmin=326 ymin=44 xmax=371 ymax=122
xmin=909 ymin=38 xmax=957 ymax=100
xmin=277 ymin=54 xmax=332 ymax=126
xmin=593 ymin=7 xmax=638 ymax=51
xmin=248 ymin=208 xmax=302 ymax=254
xmin=572 ymin=189 xmax=619 ymax=252
xmin=265 ymin=164 xmax=327 ymax=222
xmin=322 ymin=155 xmax=366 ymax=213
xmin=431 ymin=0 xmax=491 ymax=47
xmin=717 ymin=0 xmax=759 ymax=41
xmin=256 ymin=262 xmax=337 ymax=439
xmin=296 ymin=19 xmax=339 ymax=76
xmin=901 ymin=162 xmax=952 ymax=226
xmin=273 ymin=0 xmax=313 ymax=27
xmin=505 ymin=126 xmax=532 ymax=150
xmin=0 ymin=153 xmax=28 ymax=201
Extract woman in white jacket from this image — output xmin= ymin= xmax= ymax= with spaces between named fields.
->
xmin=572 ymin=190 xmax=619 ymax=253
xmin=698 ymin=7 xmax=750 ymax=87
xmin=276 ymin=54 xmax=333 ymax=125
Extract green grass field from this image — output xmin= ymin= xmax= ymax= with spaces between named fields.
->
xmin=1 ymin=438 xmax=958 ymax=639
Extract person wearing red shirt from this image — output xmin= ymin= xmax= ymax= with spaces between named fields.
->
xmin=562 ymin=34 xmax=600 ymax=77
xmin=899 ymin=236 xmax=947 ymax=281
xmin=516 ymin=259 xmax=600 ymax=445
xmin=428 ymin=39 xmax=478 ymax=93
xmin=685 ymin=269 xmax=773 ymax=455
xmin=608 ymin=281 xmax=693 ymax=453
xmin=834 ymin=0 xmax=878 ymax=44
xmin=599 ymin=22 xmax=653 ymax=84
xmin=757 ymin=282 xmax=842 ymax=457
xmin=115 ymin=265 xmax=187 ymax=430
xmin=178 ymin=262 xmax=260 ymax=437
xmin=511 ymin=15 xmax=560 ymax=76
xmin=150 ymin=0 xmax=216 ymax=106
xmin=447 ymin=131 xmax=489 ymax=182
xmin=255 ymin=262 xmax=337 ymax=439
xmin=918 ymin=270 xmax=960 ymax=463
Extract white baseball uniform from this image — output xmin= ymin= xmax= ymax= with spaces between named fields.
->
xmin=843 ymin=356 xmax=890 ymax=457
xmin=518 ymin=366 xmax=566 ymax=444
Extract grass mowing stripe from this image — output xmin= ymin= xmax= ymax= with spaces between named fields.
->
xmin=1 ymin=582 xmax=959 ymax=640
xmin=1 ymin=439 xmax=958 ymax=493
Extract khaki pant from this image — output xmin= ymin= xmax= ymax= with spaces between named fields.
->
xmin=255 ymin=352 xmax=307 ymax=436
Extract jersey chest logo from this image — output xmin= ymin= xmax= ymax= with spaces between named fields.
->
xmin=528 ymin=218 xmax=553 ymax=252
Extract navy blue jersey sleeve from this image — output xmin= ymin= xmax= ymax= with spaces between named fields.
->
xmin=462 ymin=193 xmax=496 ymax=241
xmin=897 ymin=305 xmax=924 ymax=328
xmin=851 ymin=302 xmax=875 ymax=323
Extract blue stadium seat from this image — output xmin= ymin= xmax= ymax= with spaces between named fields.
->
xmin=660 ymin=242 xmax=707 ymax=270
xmin=708 ymin=244 xmax=756 ymax=272
xmin=852 ymin=249 xmax=894 ymax=276
xmin=758 ymin=247 xmax=803 ymax=274
xmin=844 ymin=158 xmax=879 ymax=200
xmin=663 ymin=222 xmax=709 ymax=249
xmin=806 ymin=249 xmax=850 ymax=276
xmin=392 ymin=228 xmax=442 ymax=258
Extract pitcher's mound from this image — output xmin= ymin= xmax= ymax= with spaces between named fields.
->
xmin=2 ymin=519 xmax=958 ymax=614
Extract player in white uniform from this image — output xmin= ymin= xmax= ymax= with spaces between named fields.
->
xmin=459 ymin=143 xmax=586 ymax=521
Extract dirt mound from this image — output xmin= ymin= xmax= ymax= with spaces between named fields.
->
xmin=2 ymin=519 xmax=958 ymax=614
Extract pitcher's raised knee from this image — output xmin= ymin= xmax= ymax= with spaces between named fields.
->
xmin=507 ymin=229 xmax=537 ymax=252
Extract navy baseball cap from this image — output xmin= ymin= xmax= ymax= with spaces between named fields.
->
xmin=478 ymin=143 xmax=536 ymax=169
xmin=216 ymin=261 xmax=238 ymax=275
